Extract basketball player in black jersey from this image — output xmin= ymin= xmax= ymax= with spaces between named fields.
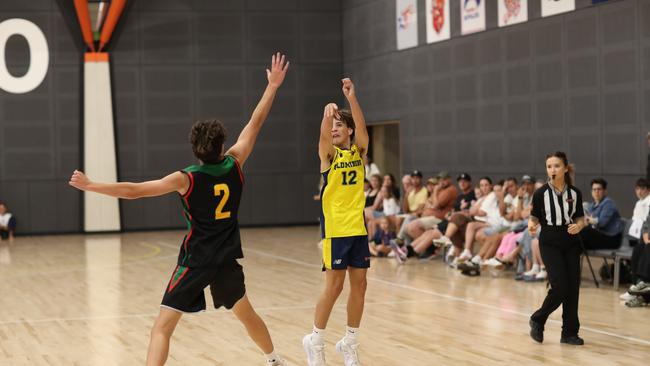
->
xmin=69 ymin=53 xmax=289 ymax=366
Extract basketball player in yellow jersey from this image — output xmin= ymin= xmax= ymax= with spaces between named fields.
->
xmin=303 ymin=78 xmax=369 ymax=366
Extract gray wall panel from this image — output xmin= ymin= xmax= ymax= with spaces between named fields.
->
xmin=343 ymin=0 xmax=647 ymax=214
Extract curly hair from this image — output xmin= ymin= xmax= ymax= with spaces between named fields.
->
xmin=189 ymin=119 xmax=227 ymax=164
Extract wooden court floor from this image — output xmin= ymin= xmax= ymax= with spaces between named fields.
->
xmin=0 ymin=226 xmax=647 ymax=365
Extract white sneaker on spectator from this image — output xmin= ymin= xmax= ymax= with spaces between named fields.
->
xmin=619 ymin=292 xmax=635 ymax=301
xmin=387 ymin=250 xmax=395 ymax=258
xmin=458 ymin=250 xmax=472 ymax=262
xmin=523 ymin=265 xmax=540 ymax=277
xmin=534 ymin=269 xmax=547 ymax=280
xmin=303 ymin=334 xmax=326 ymax=366
xmin=445 ymin=249 xmax=455 ymax=263
xmin=433 ymin=235 xmax=452 ymax=247
xmin=629 ymin=281 xmax=649 ymax=293
xmin=470 ymin=255 xmax=482 ymax=265
xmin=485 ymin=257 xmax=504 ymax=270
xmin=388 ymin=240 xmax=407 ymax=264
xmin=336 ymin=338 xmax=361 ymax=366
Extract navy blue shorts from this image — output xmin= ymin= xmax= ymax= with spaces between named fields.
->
xmin=322 ymin=235 xmax=370 ymax=270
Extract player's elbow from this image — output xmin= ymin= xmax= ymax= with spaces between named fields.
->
xmin=122 ymin=185 xmax=144 ymax=200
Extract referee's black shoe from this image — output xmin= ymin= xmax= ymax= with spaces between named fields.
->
xmin=560 ymin=335 xmax=584 ymax=346
xmin=529 ymin=319 xmax=544 ymax=343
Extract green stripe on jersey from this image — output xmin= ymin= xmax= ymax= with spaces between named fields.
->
xmin=184 ymin=155 xmax=235 ymax=177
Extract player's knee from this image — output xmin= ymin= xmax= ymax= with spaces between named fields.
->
xmin=350 ymin=277 xmax=367 ymax=295
xmin=151 ymin=322 xmax=174 ymax=338
xmin=326 ymin=278 xmax=345 ymax=296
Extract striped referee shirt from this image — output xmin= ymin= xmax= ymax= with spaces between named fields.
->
xmin=531 ymin=183 xmax=584 ymax=226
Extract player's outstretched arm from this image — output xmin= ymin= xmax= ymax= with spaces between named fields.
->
xmin=68 ymin=170 xmax=189 ymax=199
xmin=342 ymin=78 xmax=368 ymax=155
xmin=226 ymin=52 xmax=289 ymax=166
xmin=319 ymin=103 xmax=337 ymax=171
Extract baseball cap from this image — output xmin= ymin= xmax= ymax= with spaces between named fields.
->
xmin=427 ymin=177 xmax=439 ymax=185
xmin=457 ymin=173 xmax=471 ymax=181
xmin=437 ymin=171 xmax=450 ymax=179
xmin=410 ymin=170 xmax=423 ymax=178
xmin=522 ymin=175 xmax=534 ymax=183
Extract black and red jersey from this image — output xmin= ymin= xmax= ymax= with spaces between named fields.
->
xmin=177 ymin=155 xmax=244 ymax=267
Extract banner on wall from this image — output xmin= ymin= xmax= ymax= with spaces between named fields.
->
xmin=426 ymin=0 xmax=450 ymax=44
xmin=460 ymin=0 xmax=486 ymax=35
xmin=498 ymin=0 xmax=528 ymax=28
xmin=396 ymin=0 xmax=418 ymax=50
xmin=541 ymin=0 xmax=575 ymax=17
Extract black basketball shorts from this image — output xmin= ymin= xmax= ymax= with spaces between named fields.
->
xmin=161 ymin=259 xmax=246 ymax=313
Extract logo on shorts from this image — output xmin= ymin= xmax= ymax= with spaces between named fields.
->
xmin=334 ymin=259 xmax=343 ymax=265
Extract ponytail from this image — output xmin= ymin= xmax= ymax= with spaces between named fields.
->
xmin=565 ymin=163 xmax=575 ymax=186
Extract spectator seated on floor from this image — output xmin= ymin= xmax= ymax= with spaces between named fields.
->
xmin=581 ymin=178 xmax=624 ymax=250
xmin=403 ymin=172 xmax=458 ymax=243
xmin=368 ymin=217 xmax=396 ymax=257
xmin=390 ymin=172 xmax=459 ymax=262
xmin=432 ymin=177 xmax=491 ymax=263
xmin=0 ymin=203 xmax=16 ymax=242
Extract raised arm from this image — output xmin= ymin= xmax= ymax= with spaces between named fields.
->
xmin=342 ymin=78 xmax=369 ymax=154
xmin=319 ymin=103 xmax=337 ymax=171
xmin=226 ymin=52 xmax=289 ymax=166
xmin=69 ymin=170 xmax=189 ymax=199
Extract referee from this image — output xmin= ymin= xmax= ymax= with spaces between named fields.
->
xmin=528 ymin=151 xmax=587 ymax=346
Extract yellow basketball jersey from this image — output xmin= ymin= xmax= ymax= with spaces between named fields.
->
xmin=320 ymin=144 xmax=367 ymax=238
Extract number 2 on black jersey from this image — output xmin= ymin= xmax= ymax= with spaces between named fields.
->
xmin=341 ymin=171 xmax=357 ymax=185
xmin=214 ymin=184 xmax=231 ymax=220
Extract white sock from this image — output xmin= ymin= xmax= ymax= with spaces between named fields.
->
xmin=311 ymin=325 xmax=325 ymax=344
xmin=461 ymin=249 xmax=471 ymax=257
xmin=530 ymin=263 xmax=540 ymax=272
xmin=265 ymin=351 xmax=279 ymax=364
xmin=471 ymin=255 xmax=482 ymax=264
xmin=345 ymin=326 xmax=359 ymax=343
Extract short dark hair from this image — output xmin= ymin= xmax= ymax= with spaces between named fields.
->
xmin=505 ymin=177 xmax=518 ymax=185
xmin=189 ymin=119 xmax=226 ymax=164
xmin=635 ymin=178 xmax=649 ymax=189
xmin=480 ymin=176 xmax=492 ymax=185
xmin=591 ymin=178 xmax=608 ymax=190
xmin=335 ymin=109 xmax=355 ymax=140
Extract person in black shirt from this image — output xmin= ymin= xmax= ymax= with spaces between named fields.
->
xmin=528 ymin=151 xmax=587 ymax=346
xmin=454 ymin=173 xmax=476 ymax=212
xmin=69 ymin=54 xmax=289 ymax=366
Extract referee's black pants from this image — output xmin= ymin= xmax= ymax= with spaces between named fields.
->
xmin=531 ymin=229 xmax=582 ymax=336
